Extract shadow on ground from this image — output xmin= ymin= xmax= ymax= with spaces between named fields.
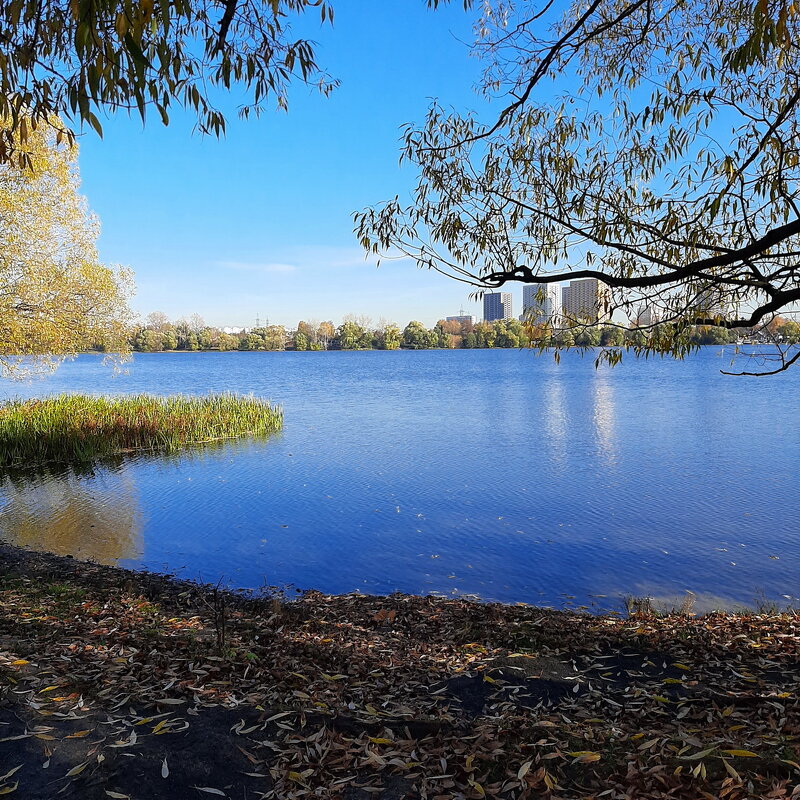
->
xmin=2 ymin=544 xmax=799 ymax=799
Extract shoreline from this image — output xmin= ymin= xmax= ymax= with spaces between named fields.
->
xmin=80 ymin=343 xmax=750 ymax=354
xmin=1 ymin=542 xmax=799 ymax=799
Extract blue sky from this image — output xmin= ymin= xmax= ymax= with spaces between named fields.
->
xmin=77 ymin=0 xmax=506 ymax=329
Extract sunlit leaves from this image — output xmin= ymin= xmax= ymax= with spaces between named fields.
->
xmin=0 ymin=119 xmax=133 ymax=377
xmin=0 ymin=0 xmax=338 ymax=165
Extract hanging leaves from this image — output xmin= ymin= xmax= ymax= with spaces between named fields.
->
xmin=0 ymin=0 xmax=339 ymax=167
xmin=355 ymin=0 xmax=800 ymax=375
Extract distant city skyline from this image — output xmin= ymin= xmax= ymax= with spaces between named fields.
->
xmin=71 ymin=0 xmax=626 ymax=332
xmin=143 ymin=278 xmax=616 ymax=330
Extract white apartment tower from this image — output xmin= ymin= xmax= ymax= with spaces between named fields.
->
xmin=562 ymin=278 xmax=611 ymax=324
xmin=522 ymin=283 xmax=561 ymax=326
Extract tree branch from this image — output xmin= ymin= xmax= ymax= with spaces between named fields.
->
xmin=481 ymin=216 xmax=800 ymax=295
xmin=216 ymin=0 xmax=239 ymax=50
xmin=721 ymin=347 xmax=800 ymax=376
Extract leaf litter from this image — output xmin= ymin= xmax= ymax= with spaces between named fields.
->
xmin=1 ymin=544 xmax=799 ymax=799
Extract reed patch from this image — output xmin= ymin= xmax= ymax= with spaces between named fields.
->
xmin=0 ymin=393 xmax=283 ymax=466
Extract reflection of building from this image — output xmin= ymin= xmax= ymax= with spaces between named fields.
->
xmin=446 ymin=315 xmax=475 ymax=325
xmin=592 ymin=374 xmax=617 ymax=468
xmin=483 ymin=292 xmax=513 ymax=322
xmin=522 ymin=283 xmax=562 ymax=325
xmin=562 ymin=279 xmax=610 ymax=323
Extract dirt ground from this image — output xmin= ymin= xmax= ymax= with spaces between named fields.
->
xmin=1 ymin=544 xmax=799 ymax=799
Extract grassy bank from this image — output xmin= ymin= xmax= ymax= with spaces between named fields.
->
xmin=0 ymin=393 xmax=283 ymax=467
xmin=0 ymin=544 xmax=798 ymax=800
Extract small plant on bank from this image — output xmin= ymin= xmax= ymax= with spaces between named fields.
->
xmin=0 ymin=393 xmax=283 ymax=467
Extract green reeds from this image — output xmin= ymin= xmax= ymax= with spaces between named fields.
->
xmin=0 ymin=393 xmax=283 ymax=467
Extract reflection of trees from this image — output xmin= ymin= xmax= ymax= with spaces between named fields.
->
xmin=0 ymin=466 xmax=143 ymax=564
xmin=0 ymin=434 xmax=281 ymax=565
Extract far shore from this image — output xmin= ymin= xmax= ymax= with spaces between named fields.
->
xmin=78 ymin=342 xmax=751 ymax=355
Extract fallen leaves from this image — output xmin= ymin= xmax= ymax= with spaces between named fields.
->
xmin=567 ymin=750 xmax=602 ymax=763
xmin=0 ymin=769 xmax=21 ymax=785
xmin=0 ymin=765 xmax=20 ymax=797
xmin=1 ymin=551 xmax=799 ymax=800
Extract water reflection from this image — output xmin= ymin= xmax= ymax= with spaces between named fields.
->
xmin=0 ymin=349 xmax=796 ymax=609
xmin=591 ymin=371 xmax=617 ymax=467
xmin=542 ymin=369 xmax=567 ymax=469
xmin=0 ymin=464 xmax=144 ymax=564
xmin=0 ymin=436 xmax=281 ymax=565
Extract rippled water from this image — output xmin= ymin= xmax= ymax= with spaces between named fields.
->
xmin=0 ymin=348 xmax=797 ymax=611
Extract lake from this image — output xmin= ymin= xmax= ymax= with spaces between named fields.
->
xmin=0 ymin=348 xmax=797 ymax=612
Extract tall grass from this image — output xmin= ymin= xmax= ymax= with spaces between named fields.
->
xmin=0 ymin=393 xmax=283 ymax=467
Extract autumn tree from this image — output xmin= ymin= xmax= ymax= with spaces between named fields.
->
xmin=316 ymin=321 xmax=336 ymax=350
xmin=357 ymin=0 xmax=800 ymax=374
xmin=263 ymin=325 xmax=287 ymax=351
xmin=374 ymin=320 xmax=401 ymax=350
xmin=162 ymin=328 xmax=179 ymax=350
xmin=217 ymin=332 xmax=239 ymax=351
xmin=145 ymin=311 xmax=170 ymax=332
xmin=295 ymin=320 xmax=315 ymax=350
xmin=133 ymin=328 xmax=163 ymax=352
xmin=779 ymin=320 xmax=800 ymax=342
xmin=293 ymin=330 xmax=310 ymax=351
xmin=402 ymin=321 xmax=437 ymax=349
xmin=335 ymin=320 xmax=370 ymax=350
xmin=434 ymin=319 xmax=463 ymax=348
xmin=0 ymin=120 xmax=132 ymax=376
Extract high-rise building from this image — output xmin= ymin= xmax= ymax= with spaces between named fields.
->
xmin=522 ymin=283 xmax=562 ymax=325
xmin=691 ymin=285 xmax=733 ymax=320
xmin=633 ymin=306 xmax=660 ymax=327
xmin=483 ymin=292 xmax=513 ymax=322
xmin=446 ymin=315 xmax=475 ymax=325
xmin=562 ymin=278 xmax=610 ymax=323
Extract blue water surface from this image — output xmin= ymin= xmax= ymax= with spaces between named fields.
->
xmin=0 ymin=348 xmax=797 ymax=611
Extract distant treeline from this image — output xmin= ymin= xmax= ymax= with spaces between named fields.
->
xmin=122 ymin=312 xmax=798 ymax=354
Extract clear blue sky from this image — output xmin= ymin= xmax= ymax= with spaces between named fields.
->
xmin=77 ymin=0 xmax=506 ymax=329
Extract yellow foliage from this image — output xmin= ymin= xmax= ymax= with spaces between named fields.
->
xmin=0 ymin=118 xmax=132 ymax=377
